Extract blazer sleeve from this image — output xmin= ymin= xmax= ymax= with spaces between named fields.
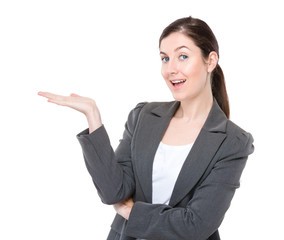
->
xmin=76 ymin=102 xmax=146 ymax=205
xmin=125 ymin=131 xmax=254 ymax=240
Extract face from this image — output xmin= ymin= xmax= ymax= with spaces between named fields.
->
xmin=160 ymin=32 xmax=215 ymax=102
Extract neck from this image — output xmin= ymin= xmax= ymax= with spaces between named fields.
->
xmin=176 ymin=93 xmax=213 ymax=122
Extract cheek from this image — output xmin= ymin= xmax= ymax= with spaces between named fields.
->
xmin=184 ymin=61 xmax=207 ymax=81
xmin=161 ymin=66 xmax=168 ymax=80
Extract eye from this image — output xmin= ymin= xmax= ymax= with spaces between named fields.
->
xmin=161 ymin=57 xmax=169 ymax=63
xmin=179 ymin=55 xmax=188 ymax=60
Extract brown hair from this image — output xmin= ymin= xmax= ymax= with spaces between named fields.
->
xmin=159 ymin=16 xmax=230 ymax=118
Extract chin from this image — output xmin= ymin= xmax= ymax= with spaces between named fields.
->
xmin=171 ymin=93 xmax=192 ymax=102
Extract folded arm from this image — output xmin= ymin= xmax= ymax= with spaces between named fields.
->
xmin=123 ymin=132 xmax=254 ymax=240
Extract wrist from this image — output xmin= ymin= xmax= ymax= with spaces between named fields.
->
xmin=85 ymin=110 xmax=102 ymax=133
xmin=125 ymin=205 xmax=133 ymax=220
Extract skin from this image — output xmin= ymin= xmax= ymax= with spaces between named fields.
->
xmin=159 ymin=32 xmax=218 ymax=145
xmin=38 ymin=32 xmax=218 ymax=220
xmin=37 ymin=92 xmax=103 ymax=133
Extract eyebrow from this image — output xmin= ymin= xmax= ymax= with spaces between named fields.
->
xmin=160 ymin=45 xmax=191 ymax=55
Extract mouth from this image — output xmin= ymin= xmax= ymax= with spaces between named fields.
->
xmin=170 ymin=79 xmax=186 ymax=87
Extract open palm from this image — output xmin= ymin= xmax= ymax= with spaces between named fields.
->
xmin=38 ymin=91 xmax=102 ymax=132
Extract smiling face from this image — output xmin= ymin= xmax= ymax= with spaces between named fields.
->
xmin=160 ymin=32 xmax=215 ymax=102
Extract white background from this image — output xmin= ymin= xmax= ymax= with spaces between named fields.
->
xmin=0 ymin=0 xmax=283 ymax=239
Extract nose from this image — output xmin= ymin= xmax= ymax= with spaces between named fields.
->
xmin=167 ymin=59 xmax=178 ymax=75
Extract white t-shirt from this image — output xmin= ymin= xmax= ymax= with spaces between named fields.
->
xmin=152 ymin=141 xmax=193 ymax=204
xmin=137 ymin=142 xmax=193 ymax=240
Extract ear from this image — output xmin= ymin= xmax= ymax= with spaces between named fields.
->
xmin=207 ymin=51 xmax=218 ymax=73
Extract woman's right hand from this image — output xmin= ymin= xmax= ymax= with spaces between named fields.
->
xmin=38 ymin=91 xmax=102 ymax=133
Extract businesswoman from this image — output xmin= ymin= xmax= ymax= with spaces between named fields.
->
xmin=38 ymin=16 xmax=254 ymax=240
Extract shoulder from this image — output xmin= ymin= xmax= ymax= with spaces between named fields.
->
xmin=125 ymin=101 xmax=173 ymax=130
xmin=136 ymin=101 xmax=175 ymax=111
xmin=131 ymin=101 xmax=176 ymax=116
xmin=226 ymin=120 xmax=253 ymax=145
xmin=222 ymin=119 xmax=254 ymax=159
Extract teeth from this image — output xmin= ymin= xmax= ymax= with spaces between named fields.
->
xmin=171 ymin=79 xmax=186 ymax=84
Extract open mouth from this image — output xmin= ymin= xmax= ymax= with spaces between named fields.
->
xmin=170 ymin=79 xmax=186 ymax=87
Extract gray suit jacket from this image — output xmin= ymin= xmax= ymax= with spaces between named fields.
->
xmin=77 ymin=99 xmax=254 ymax=240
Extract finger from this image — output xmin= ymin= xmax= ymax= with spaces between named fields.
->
xmin=38 ymin=91 xmax=58 ymax=99
xmin=38 ymin=91 xmax=68 ymax=102
xmin=38 ymin=91 xmax=57 ymax=97
xmin=47 ymin=98 xmax=68 ymax=106
xmin=38 ymin=91 xmax=49 ymax=98
xmin=39 ymin=92 xmax=68 ymax=106
xmin=70 ymin=93 xmax=81 ymax=97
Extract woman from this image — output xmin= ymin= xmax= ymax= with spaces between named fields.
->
xmin=38 ymin=16 xmax=254 ymax=240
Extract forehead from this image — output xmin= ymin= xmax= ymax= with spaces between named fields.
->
xmin=160 ymin=32 xmax=198 ymax=53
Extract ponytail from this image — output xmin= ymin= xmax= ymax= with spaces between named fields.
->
xmin=211 ymin=64 xmax=230 ymax=119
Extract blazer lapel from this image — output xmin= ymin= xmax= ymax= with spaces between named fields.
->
xmin=169 ymin=99 xmax=227 ymax=207
xmin=133 ymin=101 xmax=180 ymax=203
xmin=133 ymin=99 xmax=228 ymax=206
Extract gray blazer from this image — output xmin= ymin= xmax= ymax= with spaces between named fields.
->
xmin=77 ymin=99 xmax=254 ymax=240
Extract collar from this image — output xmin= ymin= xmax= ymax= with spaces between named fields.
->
xmin=150 ymin=98 xmax=227 ymax=133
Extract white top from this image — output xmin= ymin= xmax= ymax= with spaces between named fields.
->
xmin=152 ymin=141 xmax=194 ymax=205
xmin=137 ymin=142 xmax=194 ymax=240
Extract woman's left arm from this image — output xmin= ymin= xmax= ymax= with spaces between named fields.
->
xmin=115 ymin=131 xmax=254 ymax=240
